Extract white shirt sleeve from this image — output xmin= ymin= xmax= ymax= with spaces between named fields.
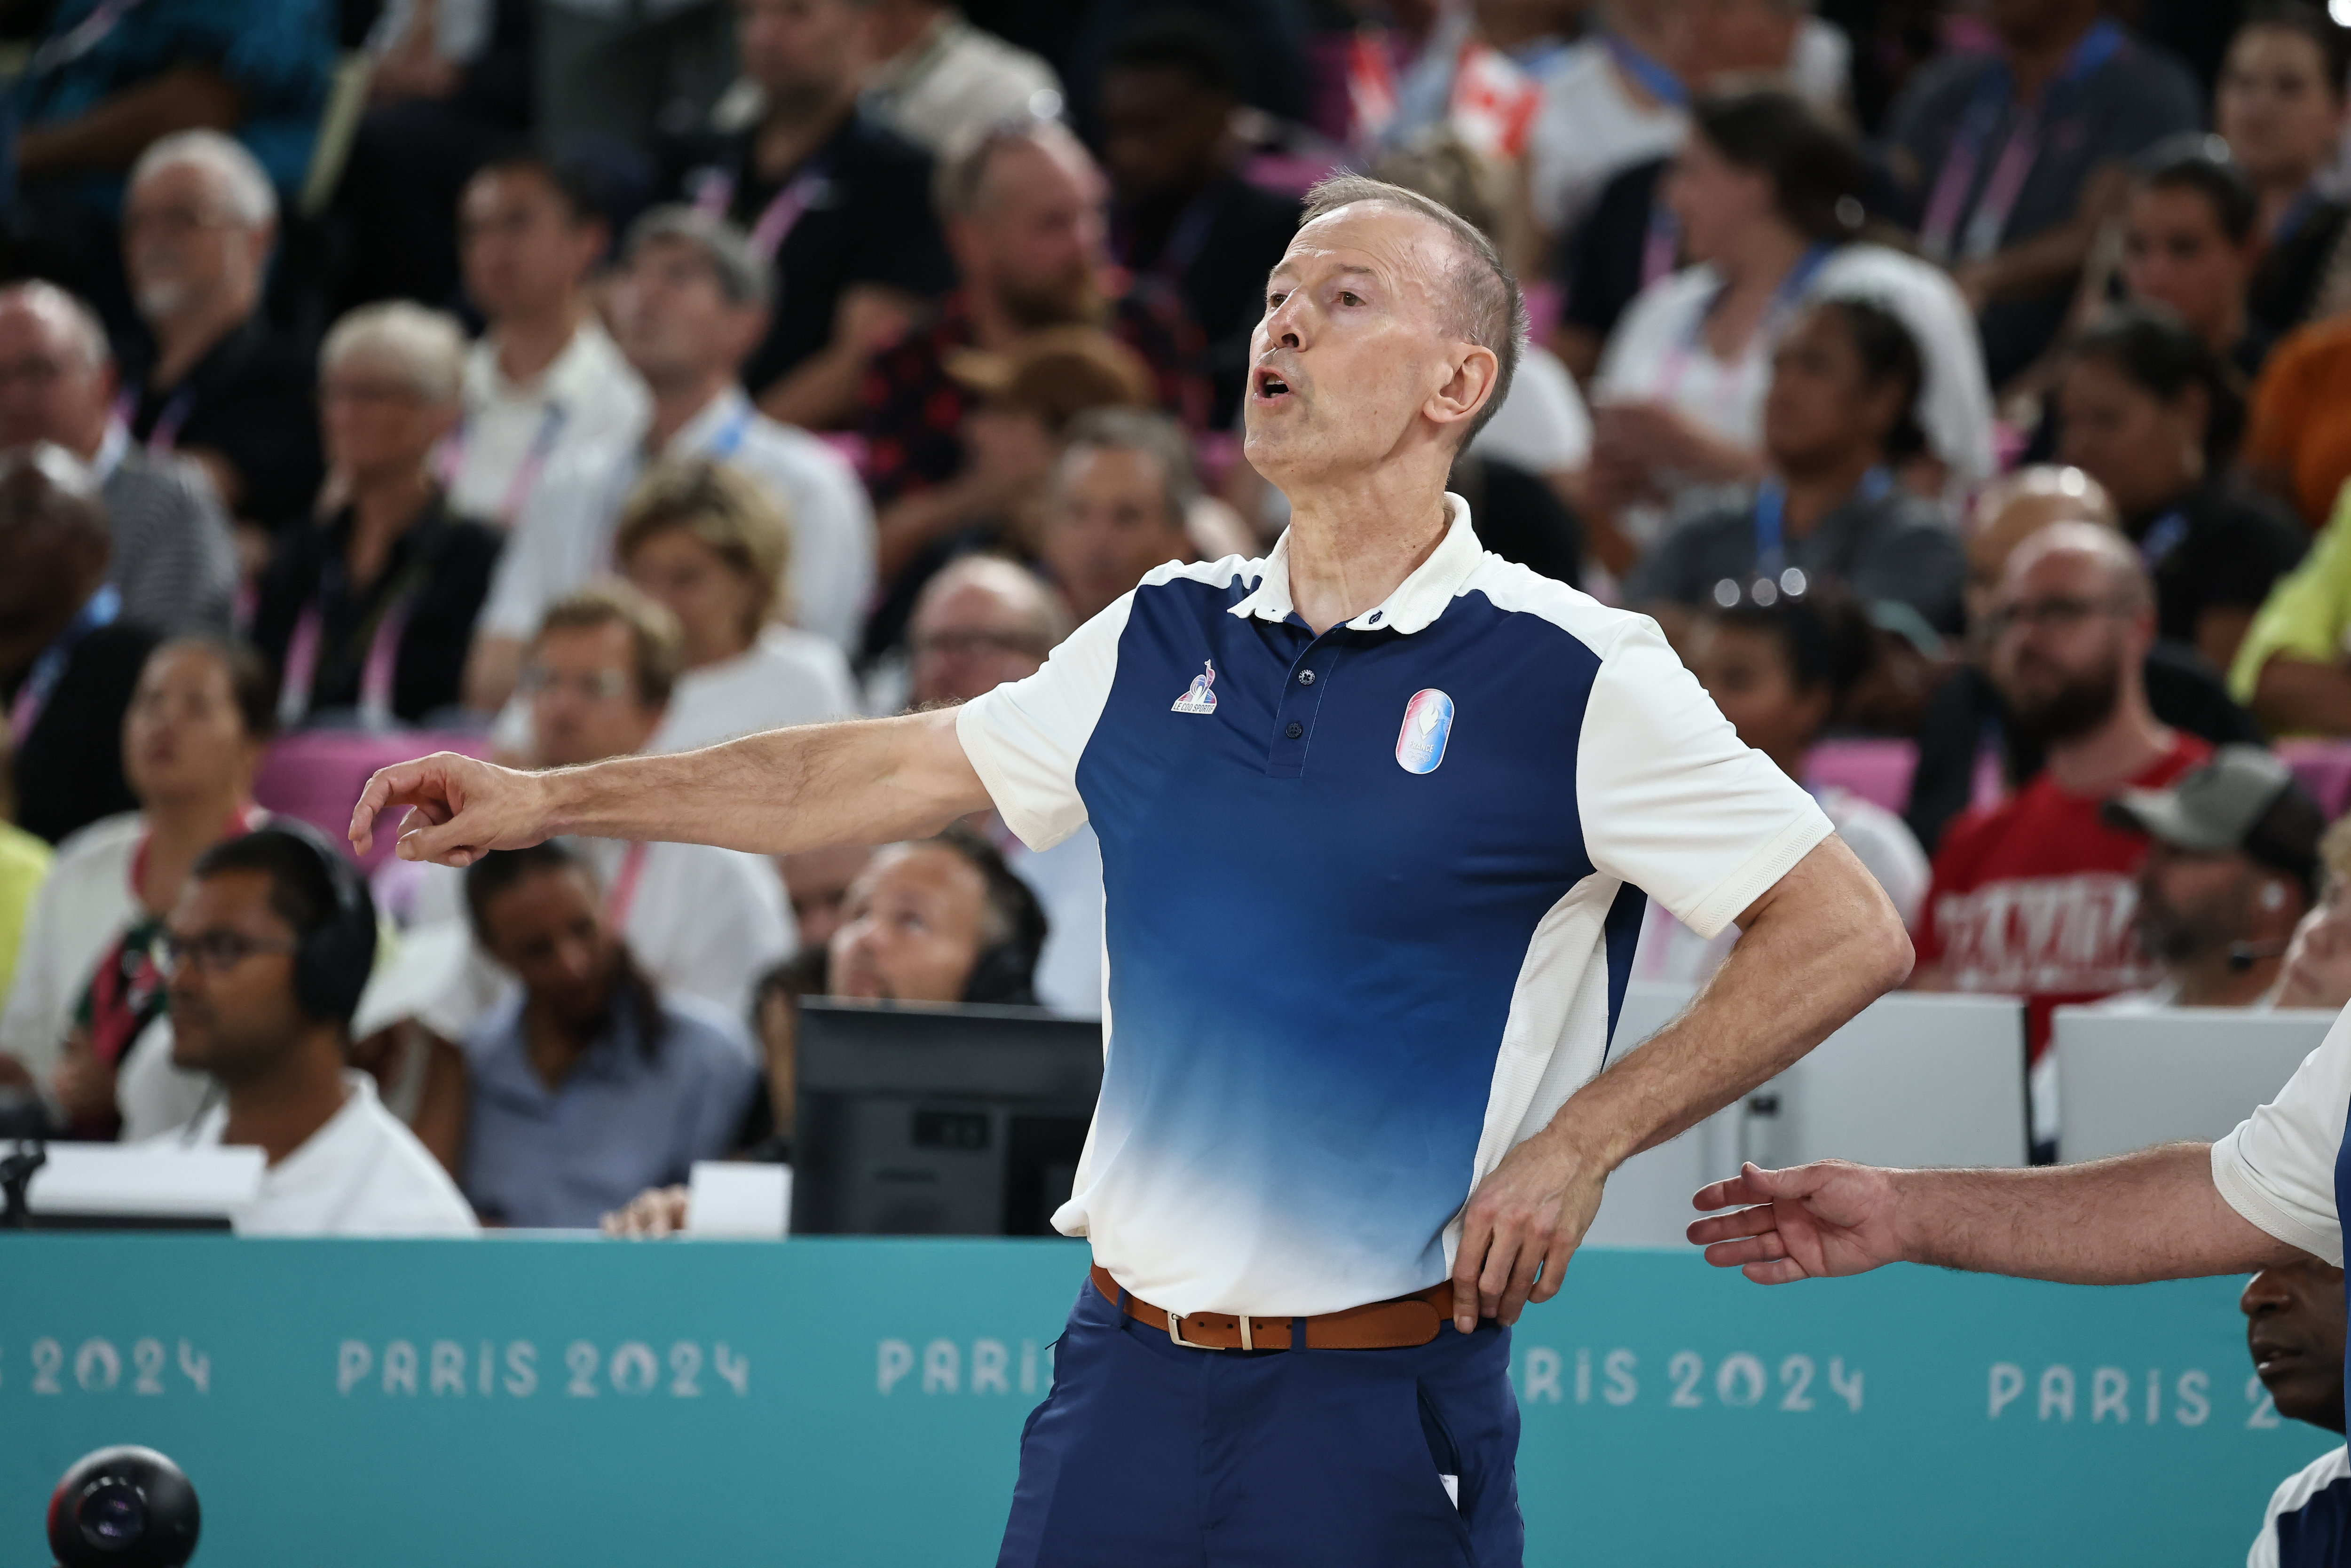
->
xmin=1814 ymin=247 xmax=1997 ymax=485
xmin=1577 ymin=616 xmax=1835 ymax=938
xmin=2213 ymin=1012 xmax=2351 ymax=1266
xmin=955 ymin=591 xmax=1137 ymax=852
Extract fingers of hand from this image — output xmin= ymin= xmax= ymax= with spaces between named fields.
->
xmin=1528 ymin=1232 xmax=1574 ymax=1304
xmin=1690 ymin=1172 xmax=1768 ymax=1212
xmin=1743 ymin=1258 xmax=1810 ymax=1285
xmin=1686 ymin=1203 xmax=1781 ymax=1246
xmin=1701 ymin=1232 xmax=1790 ymax=1271
xmin=1450 ymin=1223 xmax=1490 ymax=1333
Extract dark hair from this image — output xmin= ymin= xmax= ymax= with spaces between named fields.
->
xmin=473 ymin=144 xmax=615 ymax=231
xmin=463 ymin=841 xmax=668 ymax=1054
xmin=2236 ymin=2 xmax=2351 ymax=102
xmin=1807 ymin=296 xmax=1928 ymax=461
xmin=2066 ymin=304 xmax=2248 ymax=471
xmin=196 ymin=827 xmax=347 ymax=938
xmin=192 ymin=824 xmax=378 ymax=1024
xmin=1106 ymin=10 xmax=1242 ymax=98
xmin=1716 ymin=591 xmax=1878 ymax=707
xmin=2135 ymin=134 xmax=2259 ymax=245
xmin=928 ymin=824 xmax=1049 ymax=1006
xmin=2248 ymin=779 xmax=2327 ymax=903
xmin=154 ymin=634 xmax=276 ymax=743
xmin=1690 ymin=88 xmax=1874 ymax=247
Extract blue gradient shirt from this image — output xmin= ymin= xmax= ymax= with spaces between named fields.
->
xmin=957 ymin=498 xmax=1832 ymax=1316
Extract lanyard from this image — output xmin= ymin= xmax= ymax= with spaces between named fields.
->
xmin=1751 ymin=466 xmax=1892 ymax=582
xmin=113 ymin=383 xmax=195 ymax=453
xmin=8 ymin=583 xmax=118 ymax=744
xmin=1655 ymin=244 xmax=1833 ymax=406
xmin=693 ymin=160 xmax=831 ymax=262
xmin=2272 ymin=186 xmax=2322 ymax=249
xmin=1641 ymin=199 xmax=1680 ymax=288
xmin=1919 ymin=20 xmax=2123 ymax=265
xmin=443 ymin=401 xmax=568 ymax=525
xmin=277 ymin=535 xmax=438 ymax=732
xmin=2138 ymin=508 xmax=2190 ymax=569
xmin=27 ymin=0 xmax=145 ymax=76
xmin=1605 ymin=33 xmax=1687 ymax=109
xmin=605 ymin=841 xmax=650 ymax=927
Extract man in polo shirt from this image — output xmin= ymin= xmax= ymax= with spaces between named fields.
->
xmin=353 ymin=173 xmax=1911 ymax=1564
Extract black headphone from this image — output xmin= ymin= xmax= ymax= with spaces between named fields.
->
xmin=242 ymin=823 xmax=377 ymax=1024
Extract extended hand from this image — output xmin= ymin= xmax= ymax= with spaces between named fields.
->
xmin=348 ymin=751 xmax=553 ymax=867
xmin=1686 ymin=1160 xmax=1905 ymax=1284
xmin=1450 ymin=1131 xmax=1607 ymax=1333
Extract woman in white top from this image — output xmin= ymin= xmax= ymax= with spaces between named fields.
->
xmin=1631 ymin=588 xmax=1929 ymax=984
xmin=0 ymin=637 xmax=269 ymax=1127
xmin=613 ymin=458 xmax=859 ymax=755
xmin=1590 ymin=88 xmax=1994 ymax=573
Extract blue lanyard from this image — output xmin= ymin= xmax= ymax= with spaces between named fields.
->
xmin=704 ymin=405 xmax=753 ymax=460
xmin=1920 ymin=18 xmax=2124 ymax=264
xmin=1751 ymin=467 xmax=1892 ymax=582
xmin=1606 ymin=34 xmax=1687 ymax=108
xmin=2274 ymin=186 xmax=2323 ymax=248
xmin=8 ymin=583 xmax=118 ymax=743
xmin=2138 ymin=508 xmax=2189 ymax=569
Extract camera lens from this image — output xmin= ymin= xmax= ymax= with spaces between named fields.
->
xmin=76 ymin=1479 xmax=146 ymax=1550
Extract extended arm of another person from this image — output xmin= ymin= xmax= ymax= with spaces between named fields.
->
xmin=16 ymin=67 xmax=242 ymax=175
xmin=1448 ymin=835 xmax=1913 ymax=1332
xmin=349 ymin=707 xmax=991 ymax=865
xmin=1687 ymin=1143 xmax=2301 ymax=1286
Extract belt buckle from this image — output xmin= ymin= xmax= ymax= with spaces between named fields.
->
xmin=1167 ymin=1310 xmax=1252 ymax=1351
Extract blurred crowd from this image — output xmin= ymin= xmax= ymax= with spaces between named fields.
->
xmin=10 ymin=0 xmax=2351 ymax=1235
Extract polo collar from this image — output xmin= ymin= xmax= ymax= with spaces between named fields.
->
xmin=663 ymin=384 xmax=755 ymax=460
xmin=1229 ymin=492 xmax=1483 ymax=635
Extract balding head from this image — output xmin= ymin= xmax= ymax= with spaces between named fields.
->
xmin=0 ymin=284 xmax=115 ymax=457
xmin=0 ymin=443 xmax=111 ymax=657
xmin=1967 ymin=465 xmax=2119 ymax=628
xmin=910 ymin=556 xmax=1071 ymax=706
xmin=2002 ymin=520 xmax=2154 ymax=615
xmin=1989 ymin=520 xmax=2157 ymax=745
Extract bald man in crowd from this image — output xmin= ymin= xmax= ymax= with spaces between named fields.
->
xmin=355 ymin=173 xmax=1906 ymax=1565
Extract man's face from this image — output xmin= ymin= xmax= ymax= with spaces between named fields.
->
xmin=779 ymin=843 xmax=874 ymax=951
xmin=2120 ymin=186 xmax=2250 ymax=350
xmin=1987 ymin=546 xmax=2138 ymax=743
xmin=124 ymin=643 xmax=260 ymax=809
xmin=1099 ymin=66 xmax=1229 ymax=198
xmin=166 ymin=869 xmax=308 ymax=1081
xmin=123 ymin=161 xmax=267 ymax=327
xmin=736 ymin=0 xmax=863 ymax=100
xmin=0 ymin=297 xmax=110 ymax=455
xmin=461 ymin=169 xmax=603 ymax=324
xmin=609 ymin=237 xmax=762 ymax=385
xmin=2244 ymin=1258 xmax=2349 ymax=1433
xmin=1042 ymin=445 xmax=1188 ymax=626
xmin=828 ymin=843 xmax=990 ymax=1002
xmin=477 ymin=864 xmax=621 ymax=1029
xmin=1245 ymin=203 xmax=1478 ymax=488
xmin=2134 ymin=843 xmax=2270 ymax=966
xmin=527 ymin=622 xmax=663 ymax=767
xmin=909 ymin=580 xmax=1049 ymax=705
xmin=957 ymin=140 xmax=1108 ymax=330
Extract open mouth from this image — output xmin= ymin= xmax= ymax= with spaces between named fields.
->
xmin=1253 ymin=367 xmax=1291 ymax=401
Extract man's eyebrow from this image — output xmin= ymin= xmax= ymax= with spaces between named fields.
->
xmin=1263 ymin=261 xmax=1381 ymax=287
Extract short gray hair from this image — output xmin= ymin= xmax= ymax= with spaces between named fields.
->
xmin=938 ymin=117 xmax=1091 ymax=220
xmin=0 ymin=281 xmax=111 ymax=370
xmin=1057 ymin=408 xmax=1200 ymax=529
xmin=130 ymin=129 xmax=277 ymax=229
xmin=321 ymin=302 xmax=467 ymax=404
xmin=623 ymin=205 xmax=773 ymax=310
xmin=1297 ymin=173 xmax=1526 ymax=445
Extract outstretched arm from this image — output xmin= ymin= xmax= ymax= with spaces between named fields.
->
xmin=1448 ymin=833 xmax=1914 ymax=1333
xmin=1687 ymin=1143 xmax=2302 ymax=1286
xmin=349 ymin=708 xmax=993 ymax=865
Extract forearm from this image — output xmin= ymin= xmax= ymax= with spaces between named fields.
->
xmin=2253 ymin=655 xmax=2351 ymax=735
xmin=19 ymin=68 xmax=242 ymax=175
xmin=540 ymin=708 xmax=989 ymax=855
xmin=1548 ymin=837 xmax=1912 ymax=1170
xmin=1893 ymin=1143 xmax=2301 ymax=1284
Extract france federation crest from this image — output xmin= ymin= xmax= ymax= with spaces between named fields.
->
xmin=1171 ymin=660 xmax=1219 ymax=714
xmin=1396 ymin=688 xmax=1454 ymax=773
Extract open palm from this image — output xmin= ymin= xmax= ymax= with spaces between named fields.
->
xmin=1686 ymin=1161 xmax=1906 ymax=1284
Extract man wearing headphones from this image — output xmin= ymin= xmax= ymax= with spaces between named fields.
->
xmin=161 ymin=826 xmax=476 ymax=1236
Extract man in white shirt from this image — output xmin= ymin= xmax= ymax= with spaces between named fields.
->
xmin=859 ymin=0 xmax=1059 ymax=157
xmin=158 ymin=825 xmax=474 ymax=1236
xmin=465 ymin=206 xmax=875 ymax=706
xmin=450 ymin=155 xmax=649 ymax=529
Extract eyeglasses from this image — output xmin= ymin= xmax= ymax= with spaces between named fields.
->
xmin=517 ymin=666 xmax=635 ymax=701
xmin=157 ymin=930 xmax=298 ymax=977
xmin=1983 ymin=595 xmax=2133 ymax=639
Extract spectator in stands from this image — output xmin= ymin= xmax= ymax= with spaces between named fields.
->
xmin=1684 ymin=0 xmax=1852 ymax=114
xmin=2277 ymin=815 xmax=2351 ymax=1009
xmin=1909 ymin=466 xmax=2262 ymax=854
xmin=2221 ymin=5 xmax=2351 ymax=344
xmin=858 ymin=118 xmax=1208 ymax=512
xmin=2117 ymin=140 xmax=2272 ymax=382
xmin=0 ymin=446 xmax=160 ymax=845
xmin=2055 ymin=307 xmax=2307 ymax=673
xmin=1633 ymin=591 xmax=1929 ymax=983
xmin=2101 ymin=745 xmax=2323 ymax=1007
xmin=858 ymin=0 xmax=1060 ymax=157
xmin=678 ymin=0 xmax=954 ymax=430
xmin=2241 ymin=1256 xmax=2349 ymax=1564
xmin=1884 ymin=0 xmax=2202 ymax=389
xmin=0 ymin=282 xmax=236 ymax=636
xmin=1625 ymin=298 xmax=1966 ymax=638
xmin=450 ymin=155 xmax=648 ymax=530
xmin=536 ymin=0 xmax=734 ymax=152
xmin=0 ymin=636 xmax=266 ymax=1107
xmin=162 ymin=827 xmax=477 ymax=1235
xmin=1589 ymin=90 xmax=1992 ymax=576
xmin=1525 ymin=0 xmax=1693 ymax=248
xmin=459 ymin=839 xmax=760 ymax=1228
xmin=249 ymin=304 xmax=501 ymax=730
xmin=1913 ymin=523 xmax=2214 ymax=1066
xmin=471 ymin=207 xmax=875 ymax=702
xmin=778 ymin=845 xmax=871 ymax=953
xmin=1039 ymin=409 xmax=1198 ymax=627
xmin=2225 ymin=471 xmax=2351 ymax=734
xmin=117 ymin=133 xmax=326 ymax=554
xmin=0 ymin=737 xmax=51 ymax=1015
xmin=2247 ymin=320 xmax=2351 ymax=530
xmin=615 ymin=458 xmax=859 ymax=752
xmin=1097 ymin=13 xmax=1301 ymax=428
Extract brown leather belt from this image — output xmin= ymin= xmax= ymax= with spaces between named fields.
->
xmin=1090 ymin=1264 xmax=1453 ymax=1351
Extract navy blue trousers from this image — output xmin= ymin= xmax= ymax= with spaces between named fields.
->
xmin=997 ymin=1279 xmax=1524 ymax=1568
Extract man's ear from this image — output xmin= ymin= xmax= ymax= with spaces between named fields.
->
xmin=1426 ymin=343 xmax=1499 ymax=436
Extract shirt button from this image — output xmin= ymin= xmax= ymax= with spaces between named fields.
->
xmin=1298 ymin=670 xmax=1316 ymax=685
xmin=1285 ymin=721 xmax=1303 ymax=739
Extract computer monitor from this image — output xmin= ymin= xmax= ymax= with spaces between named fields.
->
xmin=789 ymin=1001 xmax=1103 ymax=1237
xmin=11 ymin=1143 xmax=261 ymax=1231
xmin=2053 ymin=1006 xmax=2334 ymax=1163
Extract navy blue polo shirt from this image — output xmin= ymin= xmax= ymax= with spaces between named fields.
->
xmin=957 ymin=498 xmax=1830 ymax=1316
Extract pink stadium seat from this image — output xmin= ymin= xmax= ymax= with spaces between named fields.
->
xmin=1803 ymin=738 xmax=1918 ymax=815
xmin=2278 ymin=738 xmax=2351 ymax=821
xmin=253 ymin=731 xmax=492 ymax=871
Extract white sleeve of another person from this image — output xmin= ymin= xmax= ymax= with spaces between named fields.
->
xmin=955 ymin=591 xmax=1136 ymax=852
xmin=2213 ymin=1012 xmax=2351 ymax=1266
